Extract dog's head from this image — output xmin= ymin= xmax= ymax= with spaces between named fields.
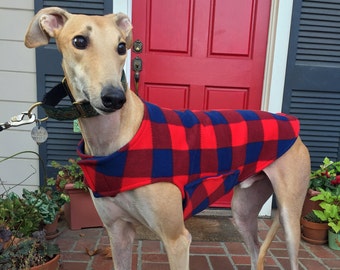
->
xmin=25 ymin=7 xmax=133 ymax=114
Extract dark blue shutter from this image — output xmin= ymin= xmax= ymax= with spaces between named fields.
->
xmin=283 ymin=0 xmax=340 ymax=169
xmin=34 ymin=0 xmax=113 ymax=184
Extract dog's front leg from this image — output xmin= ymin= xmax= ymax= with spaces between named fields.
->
xmin=133 ymin=183 xmax=191 ymax=270
xmin=91 ymin=194 xmax=136 ymax=270
xmin=106 ymin=218 xmax=136 ymax=270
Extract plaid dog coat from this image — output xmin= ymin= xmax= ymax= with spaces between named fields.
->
xmin=77 ymin=101 xmax=300 ymax=219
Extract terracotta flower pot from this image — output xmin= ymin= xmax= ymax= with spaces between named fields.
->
xmin=31 ymin=254 xmax=60 ymax=270
xmin=64 ymin=184 xmax=103 ymax=230
xmin=45 ymin=213 xmax=61 ymax=240
xmin=301 ymin=217 xmax=329 ymax=245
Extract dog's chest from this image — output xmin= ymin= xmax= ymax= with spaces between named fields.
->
xmin=78 ymin=102 xmax=300 ymax=219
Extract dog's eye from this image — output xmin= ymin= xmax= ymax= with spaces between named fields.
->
xmin=117 ymin=42 xmax=127 ymax=55
xmin=73 ymin=36 xmax=88 ymax=49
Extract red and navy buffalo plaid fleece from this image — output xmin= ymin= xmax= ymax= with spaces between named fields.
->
xmin=77 ymin=101 xmax=300 ymax=219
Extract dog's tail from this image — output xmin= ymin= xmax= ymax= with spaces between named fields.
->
xmin=256 ymin=212 xmax=280 ymax=270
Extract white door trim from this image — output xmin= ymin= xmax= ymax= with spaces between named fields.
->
xmin=113 ymin=0 xmax=132 ymax=83
xmin=260 ymin=0 xmax=293 ymax=216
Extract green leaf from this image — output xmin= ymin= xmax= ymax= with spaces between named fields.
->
xmin=313 ymin=210 xmax=328 ymax=221
xmin=329 ymin=220 xmax=340 ymax=234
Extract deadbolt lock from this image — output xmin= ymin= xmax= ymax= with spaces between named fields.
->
xmin=133 ymin=39 xmax=143 ymax=53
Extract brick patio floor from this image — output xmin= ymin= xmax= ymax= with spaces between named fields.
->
xmin=51 ymin=211 xmax=340 ymax=270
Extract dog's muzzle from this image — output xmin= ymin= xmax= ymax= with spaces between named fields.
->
xmin=101 ymin=86 xmax=126 ymax=111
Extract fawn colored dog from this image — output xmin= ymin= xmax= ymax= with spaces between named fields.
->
xmin=25 ymin=7 xmax=310 ymax=270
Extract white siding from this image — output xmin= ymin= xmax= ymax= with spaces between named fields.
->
xmin=0 ymin=0 xmax=39 ymax=195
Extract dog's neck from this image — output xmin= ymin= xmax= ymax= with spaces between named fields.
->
xmin=78 ymin=89 xmax=144 ymax=156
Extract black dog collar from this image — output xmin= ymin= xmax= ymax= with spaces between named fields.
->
xmin=41 ymin=71 xmax=127 ymax=121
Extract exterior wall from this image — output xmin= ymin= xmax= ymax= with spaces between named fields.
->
xmin=0 ymin=0 xmax=39 ymax=194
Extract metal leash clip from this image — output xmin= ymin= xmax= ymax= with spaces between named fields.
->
xmin=5 ymin=102 xmax=49 ymax=128
xmin=0 ymin=102 xmax=49 ymax=135
xmin=0 ymin=102 xmax=45 ymax=131
xmin=0 ymin=102 xmax=50 ymax=146
xmin=0 ymin=112 xmax=38 ymax=131
xmin=0 ymin=112 xmax=37 ymax=131
xmin=8 ymin=112 xmax=37 ymax=127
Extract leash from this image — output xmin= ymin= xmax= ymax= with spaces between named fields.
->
xmin=1 ymin=71 xmax=128 ymax=143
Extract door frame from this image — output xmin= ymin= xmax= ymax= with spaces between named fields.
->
xmin=112 ymin=0 xmax=294 ymax=216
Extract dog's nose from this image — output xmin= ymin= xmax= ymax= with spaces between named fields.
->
xmin=101 ymin=86 xmax=126 ymax=110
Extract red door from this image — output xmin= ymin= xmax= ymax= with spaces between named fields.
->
xmin=131 ymin=0 xmax=271 ymax=207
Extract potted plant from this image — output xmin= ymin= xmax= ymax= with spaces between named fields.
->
xmin=0 ymin=151 xmax=60 ymax=268
xmin=22 ymin=188 xmax=67 ymax=239
xmin=302 ymin=157 xmax=340 ymax=217
xmin=301 ymin=211 xmax=329 ymax=244
xmin=311 ymin=189 xmax=340 ymax=250
xmin=0 ymin=226 xmax=60 ymax=269
xmin=47 ymin=159 xmax=87 ymax=194
xmin=0 ymin=193 xmax=60 ymax=269
xmin=0 ymin=192 xmax=42 ymax=237
xmin=47 ymin=159 xmax=103 ymax=229
xmin=309 ymin=158 xmax=340 ymax=194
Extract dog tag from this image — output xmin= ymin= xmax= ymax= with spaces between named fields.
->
xmin=31 ymin=125 xmax=48 ymax=144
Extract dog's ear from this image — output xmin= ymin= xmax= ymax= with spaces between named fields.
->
xmin=25 ymin=7 xmax=71 ymax=48
xmin=115 ymin=13 xmax=133 ymax=49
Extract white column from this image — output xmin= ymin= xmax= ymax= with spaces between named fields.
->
xmin=259 ymin=0 xmax=294 ymax=217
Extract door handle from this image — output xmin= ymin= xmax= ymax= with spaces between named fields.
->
xmin=133 ymin=57 xmax=142 ymax=95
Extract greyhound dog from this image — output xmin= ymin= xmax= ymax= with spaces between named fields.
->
xmin=25 ymin=7 xmax=310 ymax=270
